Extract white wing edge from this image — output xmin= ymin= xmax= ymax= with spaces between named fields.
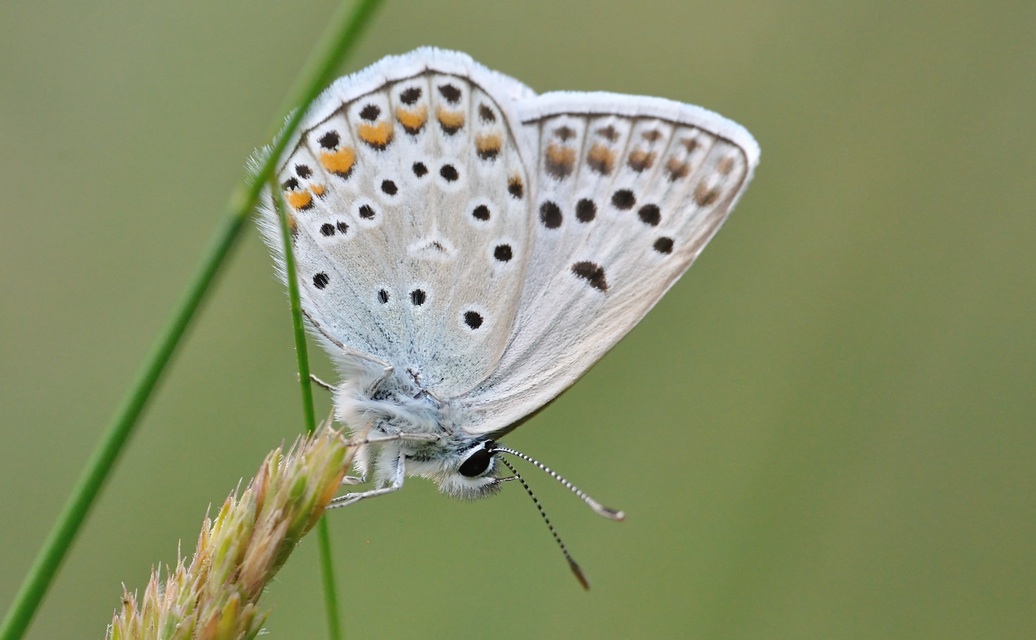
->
xmin=276 ymin=48 xmax=538 ymax=170
xmin=517 ymin=91 xmax=760 ymax=170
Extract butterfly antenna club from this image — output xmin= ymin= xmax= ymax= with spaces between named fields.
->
xmin=493 ymin=446 xmax=625 ymax=521
xmin=498 ymin=457 xmax=591 ymax=590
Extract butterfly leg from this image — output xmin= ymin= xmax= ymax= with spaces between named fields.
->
xmin=343 ymin=431 xmax=438 ymax=447
xmin=328 ymin=451 xmax=405 ymax=509
xmin=339 ymin=432 xmax=437 ymax=486
xmin=308 ymin=374 xmax=335 ymax=391
xmin=342 ymin=473 xmax=367 ymax=486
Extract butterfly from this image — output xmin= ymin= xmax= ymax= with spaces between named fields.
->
xmin=256 ymin=48 xmax=758 ymax=578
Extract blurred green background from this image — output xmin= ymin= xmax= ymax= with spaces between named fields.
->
xmin=2 ymin=1 xmax=1034 ymax=638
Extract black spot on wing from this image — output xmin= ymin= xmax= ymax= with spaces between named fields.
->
xmin=571 ymin=261 xmax=608 ymax=292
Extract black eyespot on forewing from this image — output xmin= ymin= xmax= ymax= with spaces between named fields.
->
xmin=400 ymin=87 xmax=422 ymax=105
xmin=493 ymin=244 xmax=513 ymax=262
xmin=539 ymin=201 xmax=562 ymax=229
xmin=440 ymin=164 xmax=459 ymax=182
xmin=318 ymin=131 xmax=340 ymax=149
xmin=463 ymin=310 xmax=484 ymax=329
xmin=438 ymin=83 xmax=462 ymax=103
xmin=359 ymin=104 xmax=381 ymax=121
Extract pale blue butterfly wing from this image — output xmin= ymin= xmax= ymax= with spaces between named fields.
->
xmin=256 ymin=48 xmax=758 ymax=497
xmin=259 ymin=51 xmax=537 ymax=400
xmin=461 ymin=94 xmax=760 ymax=435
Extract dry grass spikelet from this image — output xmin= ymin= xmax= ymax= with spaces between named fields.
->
xmin=106 ymin=424 xmax=352 ymax=640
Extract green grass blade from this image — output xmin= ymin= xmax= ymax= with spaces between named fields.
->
xmin=0 ymin=1 xmax=384 ymax=638
xmin=272 ymin=181 xmax=318 ymax=433
xmin=271 ymin=180 xmax=344 ymax=640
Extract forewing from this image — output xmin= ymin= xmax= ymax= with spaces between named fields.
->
xmin=256 ymin=49 xmax=536 ymax=397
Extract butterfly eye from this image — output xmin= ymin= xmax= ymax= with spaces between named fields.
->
xmin=458 ymin=441 xmax=495 ymax=478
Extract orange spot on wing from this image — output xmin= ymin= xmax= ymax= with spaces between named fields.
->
xmin=320 ymin=147 xmax=356 ymax=177
xmin=545 ymin=143 xmax=576 ymax=178
xmin=357 ymin=121 xmax=393 ymax=149
xmin=309 ymin=183 xmax=326 ymax=197
xmin=507 ymin=174 xmax=524 ymax=199
xmin=587 ymin=144 xmax=615 ymax=175
xmin=627 ymin=149 xmax=656 ymax=172
xmin=694 ymin=181 xmax=720 ymax=206
xmin=666 ymin=156 xmax=690 ymax=180
xmin=436 ymin=106 xmax=465 ymax=132
xmin=396 ymin=105 xmax=428 ymax=133
xmin=475 ymin=132 xmax=502 ymax=159
xmin=286 ymin=190 xmax=313 ymax=211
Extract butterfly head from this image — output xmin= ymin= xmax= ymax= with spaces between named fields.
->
xmin=414 ymin=438 xmax=504 ymax=500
